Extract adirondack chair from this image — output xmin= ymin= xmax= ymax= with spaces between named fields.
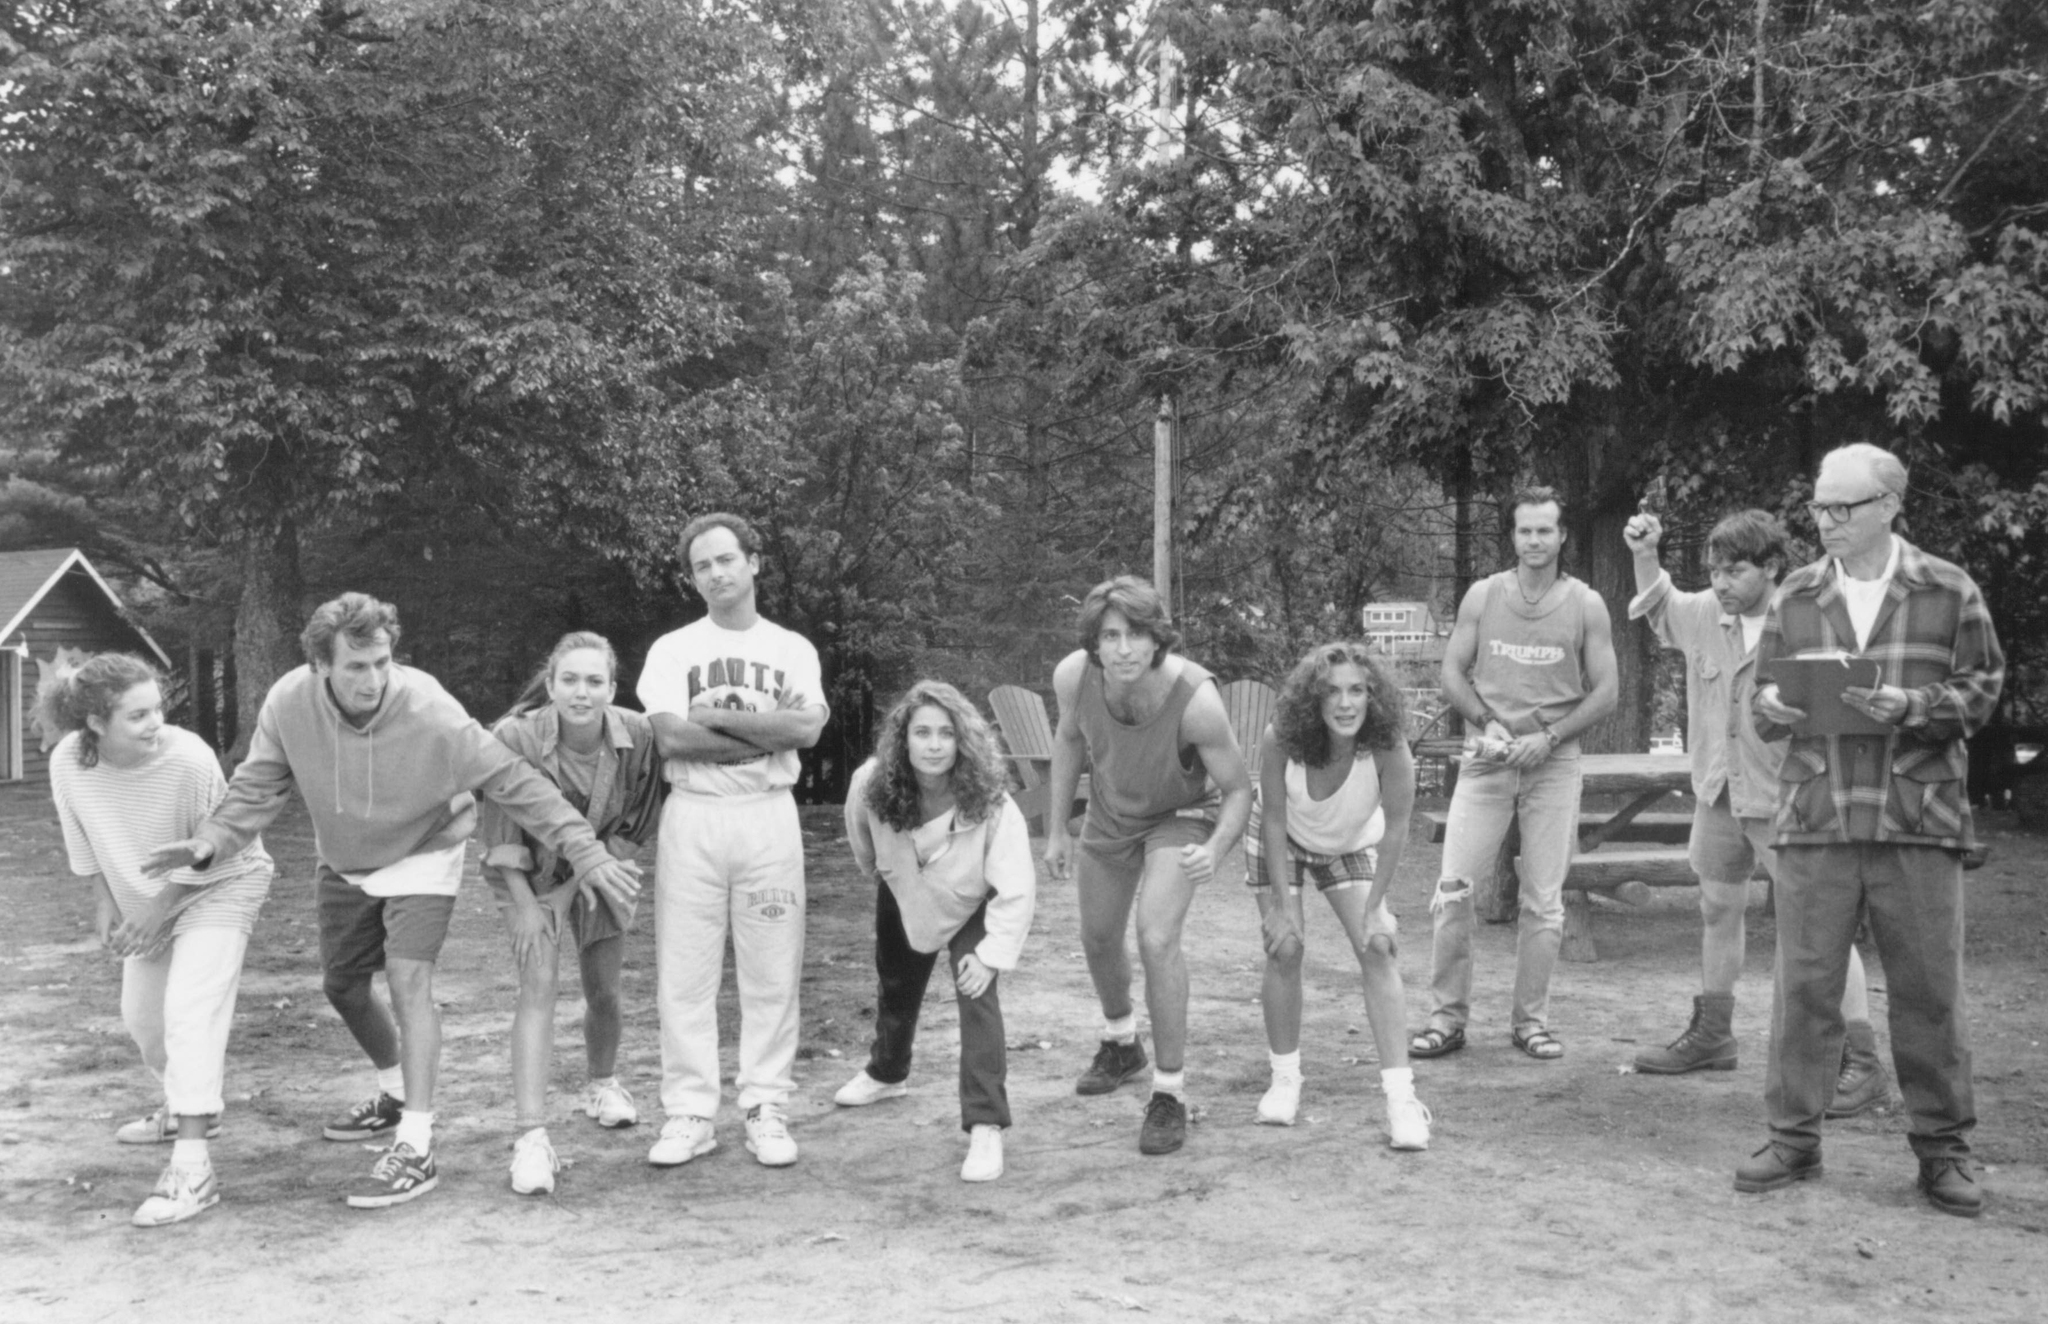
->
xmin=1220 ymin=678 xmax=1277 ymax=772
xmin=988 ymin=685 xmax=1088 ymax=832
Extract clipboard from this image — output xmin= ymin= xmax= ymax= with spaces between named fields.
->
xmin=1763 ymin=652 xmax=1890 ymax=736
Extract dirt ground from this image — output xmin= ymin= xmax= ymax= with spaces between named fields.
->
xmin=2 ymin=782 xmax=2045 ymax=1324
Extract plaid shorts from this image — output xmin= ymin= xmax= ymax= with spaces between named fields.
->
xmin=1245 ymin=835 xmax=1379 ymax=893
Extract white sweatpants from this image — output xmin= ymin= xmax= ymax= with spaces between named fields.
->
xmin=656 ymin=789 xmax=806 ymax=1118
xmin=120 ymin=925 xmax=251 ymax=1118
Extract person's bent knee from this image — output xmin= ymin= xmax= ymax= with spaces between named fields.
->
xmin=1359 ymin=931 xmax=1397 ymax=968
xmin=383 ymin=958 xmax=436 ymax=1004
xmin=322 ymin=968 xmax=374 ymax=1008
xmin=1265 ymin=943 xmax=1304 ymax=980
xmin=582 ymin=984 xmax=622 ymax=1024
xmin=1698 ymin=879 xmax=1748 ymax=924
xmin=1135 ymin=927 xmax=1183 ymax=971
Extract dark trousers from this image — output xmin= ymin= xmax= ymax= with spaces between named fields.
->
xmin=864 ymin=882 xmax=1010 ymax=1131
xmin=1767 ymin=842 xmax=1973 ymax=1158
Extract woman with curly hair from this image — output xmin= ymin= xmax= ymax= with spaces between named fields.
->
xmin=42 ymin=653 xmax=274 ymax=1226
xmin=834 ymin=680 xmax=1036 ymax=1182
xmin=1248 ymin=642 xmax=1431 ymax=1150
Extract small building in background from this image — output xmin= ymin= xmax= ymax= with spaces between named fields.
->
xmin=0 ymin=548 xmax=173 ymax=783
xmin=1362 ymin=601 xmax=1448 ymax=660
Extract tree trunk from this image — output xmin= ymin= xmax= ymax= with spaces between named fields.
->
xmin=230 ymin=518 xmax=304 ymax=760
xmin=1581 ymin=502 xmax=1653 ymax=755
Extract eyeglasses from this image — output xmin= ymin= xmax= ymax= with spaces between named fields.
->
xmin=1804 ymin=494 xmax=1889 ymax=524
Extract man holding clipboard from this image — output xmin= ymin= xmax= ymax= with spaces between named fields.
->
xmin=1734 ymin=443 xmax=2004 ymax=1219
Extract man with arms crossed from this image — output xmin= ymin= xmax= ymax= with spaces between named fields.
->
xmin=146 ymin=593 xmax=641 ymax=1207
xmin=638 ymin=513 xmax=827 ymax=1169
xmin=1043 ymin=576 xmax=1252 ymax=1155
xmin=1736 ymin=443 xmax=2001 ymax=1218
xmin=1623 ymin=509 xmax=1889 ymax=1113
xmin=1411 ymin=486 xmax=1618 ymax=1062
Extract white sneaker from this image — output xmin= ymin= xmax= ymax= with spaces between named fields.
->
xmin=1257 ymin=1072 xmax=1303 ymax=1126
xmin=132 ymin=1162 xmax=219 ymax=1227
xmin=647 ymin=1115 xmax=718 ymax=1167
xmin=744 ymin=1104 xmax=798 ymax=1167
xmin=961 ymin=1124 xmax=1004 ymax=1182
xmin=116 ymin=1107 xmax=221 ymax=1144
xmin=583 ymin=1079 xmax=639 ymax=1128
xmin=1386 ymin=1090 xmax=1433 ymax=1151
xmin=510 ymin=1128 xmax=559 ymax=1195
xmin=834 ymin=1070 xmax=909 ymax=1107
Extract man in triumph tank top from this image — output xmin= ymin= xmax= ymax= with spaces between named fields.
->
xmin=1042 ymin=576 xmax=1253 ymax=1155
xmin=1410 ymin=486 xmax=1619 ymax=1063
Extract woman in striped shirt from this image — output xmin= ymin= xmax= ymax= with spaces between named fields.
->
xmin=43 ymin=653 xmax=273 ymax=1227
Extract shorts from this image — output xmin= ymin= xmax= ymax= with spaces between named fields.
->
xmin=1246 ymin=835 xmax=1380 ymax=895
xmin=1688 ymin=793 xmax=1776 ymax=887
xmin=317 ymin=867 xmax=457 ymax=977
xmin=1078 ymin=810 xmax=1215 ymax=875
xmin=502 ymin=873 xmax=637 ymax=950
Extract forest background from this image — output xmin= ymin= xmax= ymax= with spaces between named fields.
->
xmin=4 ymin=0 xmax=2045 ymax=799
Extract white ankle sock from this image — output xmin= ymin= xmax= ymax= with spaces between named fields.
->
xmin=376 ymin=1065 xmax=405 ymax=1100
xmin=1381 ymin=1066 xmax=1415 ymax=1096
xmin=1152 ymin=1069 xmax=1185 ymax=1097
xmin=1269 ymin=1050 xmax=1302 ymax=1078
xmin=1103 ymin=1014 xmax=1137 ymax=1043
xmin=394 ymin=1109 xmax=434 ymax=1153
xmin=171 ymin=1138 xmax=210 ymax=1172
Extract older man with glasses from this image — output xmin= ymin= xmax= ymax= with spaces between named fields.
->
xmin=1735 ymin=442 xmax=2004 ymax=1218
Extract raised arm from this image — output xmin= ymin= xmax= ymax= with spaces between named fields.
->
xmin=1040 ymin=651 xmax=1090 ymax=880
xmin=1177 ymin=680 xmax=1251 ymax=884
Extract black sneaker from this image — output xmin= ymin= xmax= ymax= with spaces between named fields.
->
xmin=344 ymin=1142 xmax=438 ymax=1209
xmin=1075 ymin=1037 xmax=1148 ymax=1096
xmin=1138 ymin=1092 xmax=1187 ymax=1155
xmin=323 ymin=1091 xmax=403 ymax=1142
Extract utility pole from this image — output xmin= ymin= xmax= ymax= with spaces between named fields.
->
xmin=1150 ymin=26 xmax=1181 ymax=601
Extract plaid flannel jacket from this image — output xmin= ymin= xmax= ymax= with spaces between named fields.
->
xmin=1754 ymin=538 xmax=2003 ymax=852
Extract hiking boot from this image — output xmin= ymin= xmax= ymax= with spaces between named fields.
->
xmin=1825 ymin=1020 xmax=1893 ymax=1119
xmin=1634 ymin=993 xmax=1738 ymax=1074
xmin=1075 ymin=1037 xmax=1148 ymax=1096
xmin=1918 ymin=1156 xmax=1983 ymax=1219
xmin=1138 ymin=1092 xmax=1187 ymax=1156
xmin=323 ymin=1091 xmax=403 ymax=1142
xmin=1733 ymin=1140 xmax=1822 ymax=1193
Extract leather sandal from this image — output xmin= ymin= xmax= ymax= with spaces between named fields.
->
xmin=1512 ymin=1026 xmax=1565 ymax=1060
xmin=1409 ymin=1025 xmax=1466 ymax=1059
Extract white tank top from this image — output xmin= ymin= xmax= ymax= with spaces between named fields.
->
xmin=1284 ymin=754 xmax=1385 ymax=855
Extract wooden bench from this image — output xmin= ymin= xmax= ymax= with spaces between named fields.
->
xmin=989 ymin=684 xmax=1089 ymax=833
xmin=1420 ymin=810 xmax=1694 ymax=846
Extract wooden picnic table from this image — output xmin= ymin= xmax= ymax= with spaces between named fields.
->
xmin=1467 ymin=753 xmax=1696 ymax=961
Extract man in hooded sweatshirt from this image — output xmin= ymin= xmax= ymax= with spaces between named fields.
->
xmin=146 ymin=593 xmax=642 ymax=1208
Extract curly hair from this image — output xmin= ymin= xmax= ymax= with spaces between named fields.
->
xmin=1075 ymin=575 xmax=1179 ymax=667
xmin=35 ymin=652 xmax=161 ymax=769
xmin=865 ymin=680 xmax=1010 ymax=833
xmin=1271 ymin=642 xmax=1406 ymax=767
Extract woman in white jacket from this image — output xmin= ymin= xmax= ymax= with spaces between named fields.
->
xmin=834 ymin=681 xmax=1036 ymax=1182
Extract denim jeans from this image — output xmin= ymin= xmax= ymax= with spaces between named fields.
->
xmin=863 ymin=882 xmax=1010 ymax=1131
xmin=1426 ymin=750 xmax=1584 ymax=1034
xmin=1766 ymin=842 xmax=1973 ymax=1158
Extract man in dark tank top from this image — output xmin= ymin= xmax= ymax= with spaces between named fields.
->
xmin=1041 ymin=576 xmax=1253 ymax=1156
xmin=1409 ymin=486 xmax=1618 ymax=1064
